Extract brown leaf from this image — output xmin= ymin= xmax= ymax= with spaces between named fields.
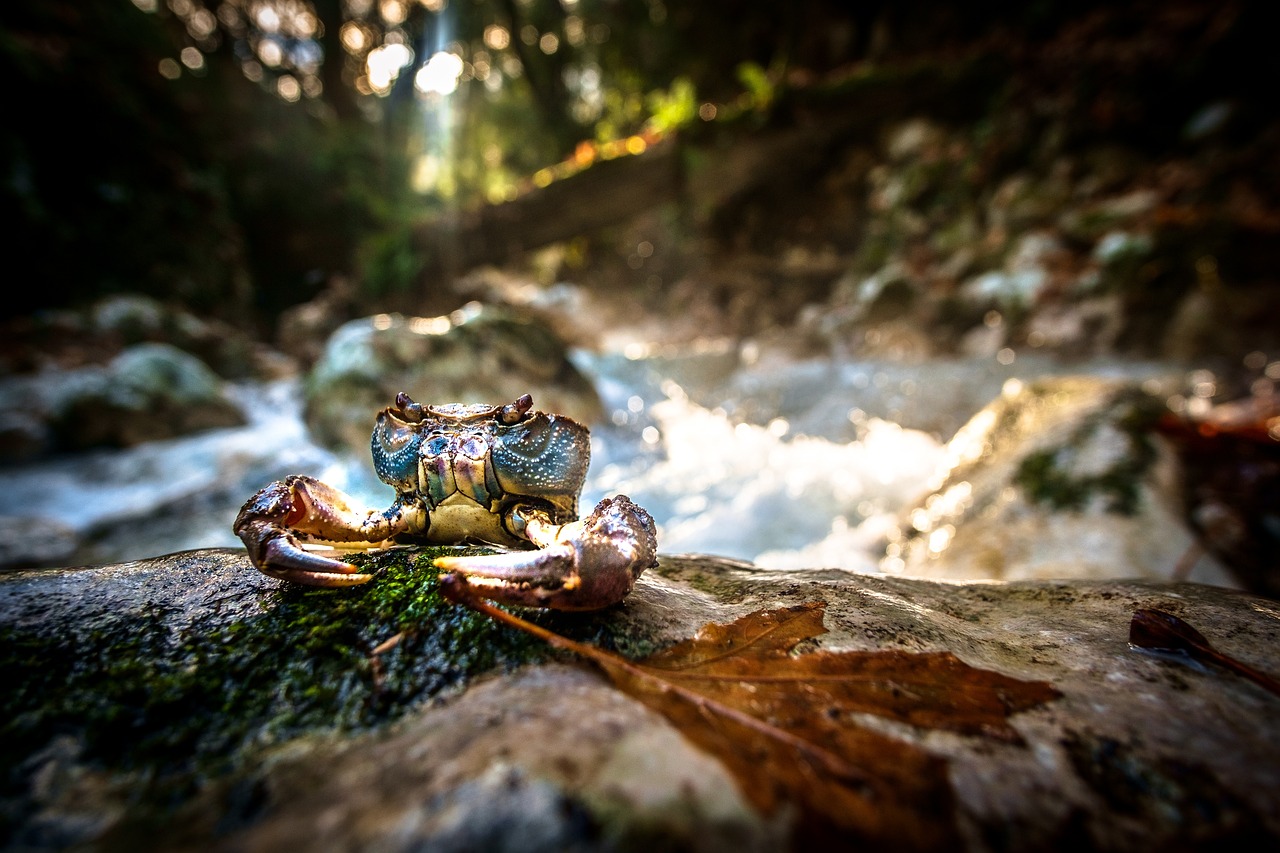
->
xmin=1130 ymin=608 xmax=1280 ymax=697
xmin=443 ymin=582 xmax=1060 ymax=850
xmin=641 ymin=601 xmax=1058 ymax=742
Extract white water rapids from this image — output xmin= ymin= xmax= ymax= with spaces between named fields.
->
xmin=0 ymin=346 xmax=1177 ymax=572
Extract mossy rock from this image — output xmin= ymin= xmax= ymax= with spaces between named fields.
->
xmin=4 ymin=551 xmax=1280 ymax=850
xmin=0 ymin=546 xmax=640 ymax=845
xmin=886 ymin=376 xmax=1237 ymax=586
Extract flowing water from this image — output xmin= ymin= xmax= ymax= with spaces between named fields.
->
xmin=0 ymin=345 xmax=1180 ymax=572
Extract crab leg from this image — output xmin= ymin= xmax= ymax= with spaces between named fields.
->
xmin=234 ymin=475 xmax=417 ymax=587
xmin=436 ymin=495 xmax=658 ymax=611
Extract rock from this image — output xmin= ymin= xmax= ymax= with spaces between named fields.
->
xmin=1021 ymin=295 xmax=1125 ymax=358
xmin=192 ymin=665 xmax=774 ymax=853
xmin=958 ymin=231 xmax=1069 ymax=313
xmin=0 ymin=515 xmax=78 ymax=570
xmin=275 ymin=275 xmax=358 ymax=368
xmin=2 ymin=548 xmax=1278 ymax=851
xmin=1058 ymin=190 xmax=1160 ymax=243
xmin=452 ymin=267 xmax=601 ymax=350
xmin=88 ymin=294 xmax=266 ymax=381
xmin=1154 ymin=389 xmax=1280 ymax=598
xmin=0 ymin=409 xmax=52 ymax=461
xmin=882 ymin=117 xmax=947 ymax=163
xmin=304 ymin=303 xmax=604 ymax=454
xmin=0 ymin=343 xmax=245 ymax=461
xmin=1160 ymin=279 xmax=1280 ymax=364
xmin=884 ymin=375 xmax=1237 ymax=587
xmin=55 ymin=343 xmax=245 ymax=451
xmin=0 ymin=295 xmax=263 ymax=381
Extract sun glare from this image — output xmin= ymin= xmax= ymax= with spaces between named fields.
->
xmin=415 ymin=51 xmax=464 ymax=96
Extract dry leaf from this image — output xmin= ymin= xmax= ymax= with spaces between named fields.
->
xmin=443 ymin=583 xmax=1060 ymax=850
xmin=1129 ymin=608 xmax=1280 ymax=697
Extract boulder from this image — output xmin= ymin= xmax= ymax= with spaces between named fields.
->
xmin=884 ymin=375 xmax=1238 ymax=587
xmin=0 ymin=294 xmax=266 ymax=381
xmin=303 ymin=303 xmax=604 ymax=454
xmin=0 ymin=342 xmax=245 ymax=461
xmin=2 ymin=547 xmax=1277 ymax=851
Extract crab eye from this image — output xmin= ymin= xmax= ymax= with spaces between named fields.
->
xmin=499 ymin=393 xmax=534 ymax=425
xmin=395 ymin=392 xmax=424 ymax=423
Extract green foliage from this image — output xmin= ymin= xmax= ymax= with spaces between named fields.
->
xmin=735 ymin=62 xmax=777 ymax=112
xmin=593 ymin=70 xmax=650 ymax=144
xmin=358 ymin=222 xmax=425 ymax=298
xmin=645 ymin=77 xmax=698 ymax=134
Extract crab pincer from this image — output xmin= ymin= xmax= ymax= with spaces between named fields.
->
xmin=233 ymin=474 xmax=412 ymax=587
xmin=437 ymin=494 xmax=658 ymax=611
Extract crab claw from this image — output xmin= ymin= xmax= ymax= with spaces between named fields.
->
xmin=437 ymin=495 xmax=658 ymax=611
xmin=234 ymin=475 xmax=409 ymax=587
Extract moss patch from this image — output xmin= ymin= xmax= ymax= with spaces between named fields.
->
xmin=0 ymin=546 xmax=572 ymax=826
xmin=1013 ymin=389 xmax=1163 ymax=516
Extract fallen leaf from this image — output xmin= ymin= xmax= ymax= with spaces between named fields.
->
xmin=641 ymin=601 xmax=1057 ymax=742
xmin=1129 ymin=608 xmax=1280 ymax=697
xmin=443 ymin=581 xmax=1060 ymax=850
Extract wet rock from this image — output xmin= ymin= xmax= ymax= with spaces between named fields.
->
xmin=0 ymin=343 xmax=245 ymax=461
xmin=188 ymin=665 xmax=773 ymax=853
xmin=0 ymin=379 xmax=336 ymax=570
xmin=0 ymin=295 xmax=265 ymax=381
xmin=798 ymin=261 xmax=937 ymax=361
xmin=0 ymin=515 xmax=78 ymax=570
xmin=89 ymin=294 xmax=270 ymax=380
xmin=885 ymin=375 xmax=1237 ymax=587
xmin=1021 ymin=295 xmax=1125 ymax=359
xmin=304 ymin=303 xmax=604 ymax=454
xmin=1058 ymin=190 xmax=1160 ymax=243
xmin=1155 ymin=388 xmax=1280 ymax=598
xmin=1161 ymin=279 xmax=1280 ymax=365
xmin=958 ymin=231 xmax=1069 ymax=313
xmin=2 ymin=549 xmax=1278 ymax=851
xmin=453 ymin=267 xmax=601 ymax=350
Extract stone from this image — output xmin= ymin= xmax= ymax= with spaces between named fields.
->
xmin=57 ymin=343 xmax=245 ymax=450
xmin=0 ymin=343 xmax=245 ymax=460
xmin=85 ymin=294 xmax=262 ymax=380
xmin=304 ymin=304 xmax=604 ymax=455
xmin=884 ymin=375 xmax=1237 ymax=587
xmin=2 ymin=547 xmax=1278 ymax=851
xmin=0 ymin=515 xmax=78 ymax=570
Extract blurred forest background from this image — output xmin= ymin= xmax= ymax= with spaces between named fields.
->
xmin=1 ymin=0 xmax=1278 ymax=588
xmin=3 ymin=0 xmax=1276 ymax=353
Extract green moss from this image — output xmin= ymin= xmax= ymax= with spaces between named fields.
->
xmin=1013 ymin=390 xmax=1162 ymax=516
xmin=0 ymin=547 xmax=560 ymax=817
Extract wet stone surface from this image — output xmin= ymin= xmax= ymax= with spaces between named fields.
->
xmin=2 ymin=549 xmax=1278 ymax=851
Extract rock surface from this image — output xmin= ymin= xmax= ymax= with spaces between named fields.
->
xmin=2 ymin=548 xmax=1278 ymax=851
xmin=0 ymin=342 xmax=245 ymax=461
xmin=303 ymin=304 xmax=605 ymax=454
xmin=886 ymin=375 xmax=1238 ymax=587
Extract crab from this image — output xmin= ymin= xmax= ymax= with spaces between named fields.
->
xmin=234 ymin=392 xmax=657 ymax=610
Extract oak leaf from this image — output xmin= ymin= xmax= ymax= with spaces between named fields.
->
xmin=444 ymin=584 xmax=1060 ymax=850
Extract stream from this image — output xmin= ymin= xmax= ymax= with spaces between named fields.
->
xmin=0 ymin=345 xmax=1180 ymax=573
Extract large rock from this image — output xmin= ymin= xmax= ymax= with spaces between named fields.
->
xmin=0 ymin=342 xmax=245 ymax=461
xmin=0 ymin=294 xmax=268 ymax=381
xmin=304 ymin=303 xmax=604 ymax=454
xmin=885 ymin=375 xmax=1238 ymax=587
xmin=2 ymin=548 xmax=1277 ymax=851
